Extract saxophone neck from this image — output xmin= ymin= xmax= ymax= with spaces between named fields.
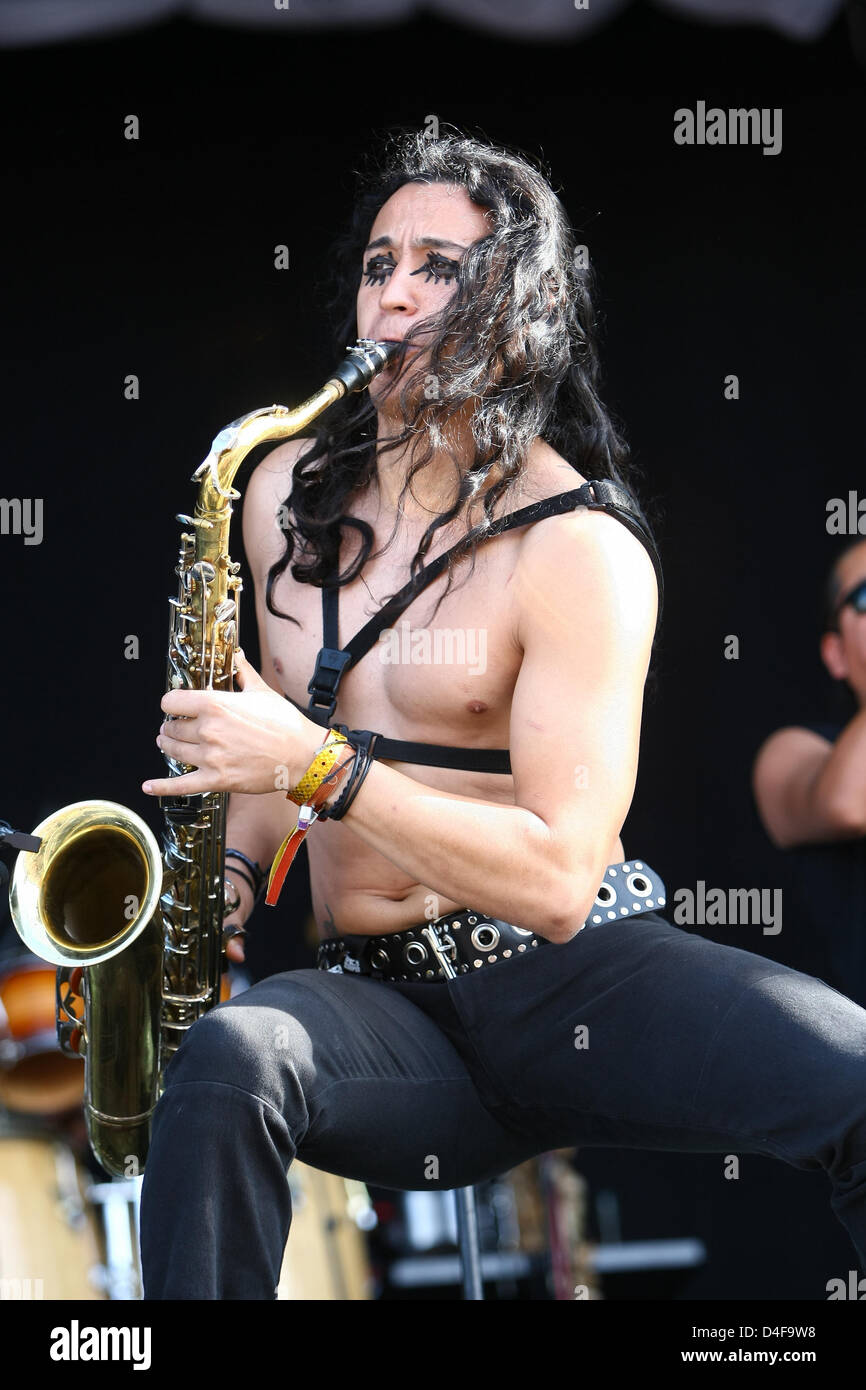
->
xmin=191 ymin=395 xmax=331 ymax=516
xmin=191 ymin=339 xmax=397 ymax=514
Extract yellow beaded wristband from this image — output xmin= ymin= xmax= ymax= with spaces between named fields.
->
xmin=286 ymin=729 xmax=351 ymax=806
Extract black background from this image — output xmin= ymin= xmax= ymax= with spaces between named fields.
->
xmin=2 ymin=3 xmax=865 ymax=1299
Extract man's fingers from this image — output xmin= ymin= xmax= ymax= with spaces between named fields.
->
xmin=142 ymin=772 xmax=210 ymax=796
xmin=233 ymin=651 xmax=266 ymax=691
xmin=161 ymin=690 xmax=213 ymax=717
xmin=160 ymin=715 xmax=200 ymax=743
xmin=157 ymin=730 xmax=199 ymax=758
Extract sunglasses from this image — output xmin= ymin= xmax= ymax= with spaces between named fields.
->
xmin=830 ymin=577 xmax=866 ymax=630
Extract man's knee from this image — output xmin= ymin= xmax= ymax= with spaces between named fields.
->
xmin=162 ymin=988 xmax=316 ymax=1113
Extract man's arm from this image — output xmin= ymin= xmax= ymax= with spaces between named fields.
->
xmin=336 ymin=507 xmax=658 ymax=943
xmin=753 ymin=710 xmax=866 ymax=849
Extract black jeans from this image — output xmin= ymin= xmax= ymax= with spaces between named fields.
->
xmin=140 ymin=912 xmax=866 ymax=1298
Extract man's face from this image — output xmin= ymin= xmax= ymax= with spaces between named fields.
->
xmin=821 ymin=540 xmax=866 ymax=704
xmin=356 ymin=180 xmax=491 ymax=405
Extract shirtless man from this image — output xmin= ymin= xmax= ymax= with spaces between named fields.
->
xmin=139 ymin=134 xmax=866 ymax=1300
xmin=144 ymin=177 xmax=647 ymax=945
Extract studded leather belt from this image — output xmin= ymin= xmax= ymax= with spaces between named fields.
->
xmin=316 ymin=859 xmax=666 ymax=982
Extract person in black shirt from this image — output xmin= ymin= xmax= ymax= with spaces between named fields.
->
xmin=754 ymin=539 xmax=866 ymax=1006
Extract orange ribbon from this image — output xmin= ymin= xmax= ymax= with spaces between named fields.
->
xmin=265 ymin=749 xmax=356 ymax=907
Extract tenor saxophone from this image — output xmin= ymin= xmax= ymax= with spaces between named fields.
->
xmin=9 ymin=339 xmax=397 ymax=1177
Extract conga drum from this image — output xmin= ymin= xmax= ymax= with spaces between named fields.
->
xmin=0 ymin=955 xmax=84 ymax=1117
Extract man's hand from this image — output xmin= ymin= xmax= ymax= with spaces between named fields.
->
xmin=141 ymin=652 xmax=324 ymax=798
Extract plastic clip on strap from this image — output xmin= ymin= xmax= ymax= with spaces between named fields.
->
xmin=265 ymin=731 xmax=356 ymax=907
xmin=307 ymin=648 xmax=352 ymax=721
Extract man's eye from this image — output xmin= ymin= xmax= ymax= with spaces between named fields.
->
xmin=363 ymin=256 xmax=395 ymax=287
xmin=410 ymin=253 xmax=460 ymax=285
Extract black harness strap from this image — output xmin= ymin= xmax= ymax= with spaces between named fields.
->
xmin=287 ymin=480 xmax=662 ymax=775
xmin=285 ymin=691 xmax=513 ymax=773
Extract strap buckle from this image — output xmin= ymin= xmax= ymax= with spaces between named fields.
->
xmin=306 ymin=647 xmax=352 ymax=719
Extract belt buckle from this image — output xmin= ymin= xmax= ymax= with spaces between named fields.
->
xmin=421 ymin=922 xmax=459 ymax=979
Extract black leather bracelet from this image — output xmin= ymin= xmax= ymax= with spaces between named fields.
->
xmin=225 ymin=866 xmax=257 ymax=899
xmin=225 ymin=849 xmax=266 ymax=898
xmin=318 ymin=729 xmax=377 ymax=822
xmin=334 ymin=746 xmax=376 ymax=818
xmin=317 ymin=748 xmax=362 ymax=821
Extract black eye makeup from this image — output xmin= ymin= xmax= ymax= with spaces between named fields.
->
xmin=410 ymin=252 xmax=461 ymax=285
xmin=363 ymin=254 xmax=395 ymax=287
xmin=361 ymin=250 xmax=461 ymax=288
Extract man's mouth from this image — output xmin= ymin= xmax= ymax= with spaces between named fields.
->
xmin=370 ymin=337 xmax=423 ymax=373
xmin=376 ymin=338 xmax=409 ymax=368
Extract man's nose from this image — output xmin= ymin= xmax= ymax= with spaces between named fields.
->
xmin=378 ymin=262 xmax=419 ymax=313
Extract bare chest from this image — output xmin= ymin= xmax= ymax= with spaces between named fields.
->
xmin=264 ymin=532 xmax=526 ymax=752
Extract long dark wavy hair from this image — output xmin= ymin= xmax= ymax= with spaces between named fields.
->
xmin=266 ymin=128 xmax=658 ymax=633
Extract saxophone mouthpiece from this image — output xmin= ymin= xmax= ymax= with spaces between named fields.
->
xmin=375 ymin=339 xmax=402 ymax=364
xmin=328 ymin=339 xmax=400 ymax=396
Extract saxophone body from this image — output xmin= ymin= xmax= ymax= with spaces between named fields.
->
xmin=9 ymin=340 xmax=396 ymax=1176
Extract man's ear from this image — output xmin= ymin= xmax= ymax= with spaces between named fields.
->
xmin=820 ymin=629 xmax=848 ymax=681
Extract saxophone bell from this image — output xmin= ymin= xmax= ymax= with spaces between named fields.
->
xmin=9 ymin=801 xmax=164 ymax=1176
xmin=10 ymin=801 xmax=162 ymax=969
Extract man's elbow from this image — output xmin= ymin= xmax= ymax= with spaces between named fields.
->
xmin=531 ymin=838 xmax=618 ymax=942
xmin=542 ymin=877 xmax=595 ymax=944
xmin=816 ymin=796 xmax=866 ymax=842
xmin=763 ymin=798 xmax=866 ymax=849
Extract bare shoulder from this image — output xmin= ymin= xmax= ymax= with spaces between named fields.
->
xmin=241 ymin=437 xmax=315 ymax=579
xmin=518 ymin=494 xmax=651 ymax=570
xmin=513 ymin=489 xmax=658 ymax=646
xmin=245 ymin=436 xmax=315 ymax=505
xmin=753 ymin=726 xmax=833 ymax=782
